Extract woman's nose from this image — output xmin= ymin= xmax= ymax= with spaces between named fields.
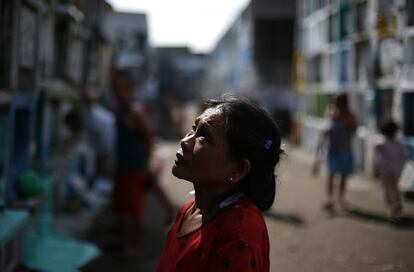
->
xmin=180 ymin=133 xmax=194 ymax=151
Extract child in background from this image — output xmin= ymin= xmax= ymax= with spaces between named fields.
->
xmin=374 ymin=120 xmax=409 ymax=220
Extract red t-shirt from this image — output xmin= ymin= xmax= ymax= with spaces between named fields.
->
xmin=156 ymin=198 xmax=270 ymax=272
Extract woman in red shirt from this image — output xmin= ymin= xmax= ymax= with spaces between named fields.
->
xmin=156 ymin=95 xmax=283 ymax=272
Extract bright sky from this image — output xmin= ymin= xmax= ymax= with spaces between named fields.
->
xmin=107 ymin=0 xmax=250 ymax=53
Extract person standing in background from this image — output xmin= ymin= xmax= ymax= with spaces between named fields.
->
xmin=53 ymin=109 xmax=93 ymax=213
xmin=81 ymin=87 xmax=116 ymax=183
xmin=112 ymin=70 xmax=174 ymax=257
xmin=112 ymin=70 xmax=153 ymax=257
xmin=322 ymin=94 xmax=357 ymax=210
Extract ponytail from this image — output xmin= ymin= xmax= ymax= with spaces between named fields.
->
xmin=244 ymin=171 xmax=276 ymax=211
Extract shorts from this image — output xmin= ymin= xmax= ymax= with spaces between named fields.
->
xmin=113 ymin=170 xmax=149 ymax=219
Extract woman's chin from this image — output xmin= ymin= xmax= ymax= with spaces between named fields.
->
xmin=171 ymin=165 xmax=181 ymax=178
xmin=171 ymin=166 xmax=177 ymax=176
xmin=172 ymin=165 xmax=188 ymax=180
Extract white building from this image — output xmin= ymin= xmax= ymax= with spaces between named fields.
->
xmin=295 ymin=0 xmax=414 ymax=174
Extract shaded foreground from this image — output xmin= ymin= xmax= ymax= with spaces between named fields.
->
xmin=52 ymin=142 xmax=414 ymax=272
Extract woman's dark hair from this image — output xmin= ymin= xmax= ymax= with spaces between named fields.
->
xmin=334 ymin=93 xmax=349 ymax=110
xmin=380 ymin=120 xmax=399 ymax=139
xmin=204 ymin=95 xmax=283 ymax=211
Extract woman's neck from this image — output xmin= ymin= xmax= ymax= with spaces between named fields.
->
xmin=193 ymin=184 xmax=237 ymax=221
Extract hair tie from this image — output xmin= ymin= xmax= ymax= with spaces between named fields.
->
xmin=264 ymin=140 xmax=272 ymax=150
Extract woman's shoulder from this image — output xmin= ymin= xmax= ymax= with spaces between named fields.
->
xmin=206 ymin=198 xmax=269 ymax=265
xmin=215 ymin=199 xmax=267 ymax=240
xmin=236 ymin=199 xmax=266 ymax=228
xmin=231 ymin=199 xmax=265 ymax=221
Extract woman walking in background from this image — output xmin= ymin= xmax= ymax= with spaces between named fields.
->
xmin=156 ymin=95 xmax=283 ymax=272
xmin=322 ymin=93 xmax=357 ymax=210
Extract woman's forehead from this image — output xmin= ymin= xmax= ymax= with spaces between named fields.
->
xmin=197 ymin=107 xmax=225 ymax=126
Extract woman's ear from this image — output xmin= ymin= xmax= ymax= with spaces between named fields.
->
xmin=230 ymin=159 xmax=251 ymax=183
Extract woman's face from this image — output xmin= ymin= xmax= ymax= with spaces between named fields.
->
xmin=172 ymin=107 xmax=237 ymax=185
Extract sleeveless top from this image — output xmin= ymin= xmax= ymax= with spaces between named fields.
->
xmin=116 ymin=106 xmax=149 ymax=173
xmin=326 ymin=115 xmax=353 ymax=153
